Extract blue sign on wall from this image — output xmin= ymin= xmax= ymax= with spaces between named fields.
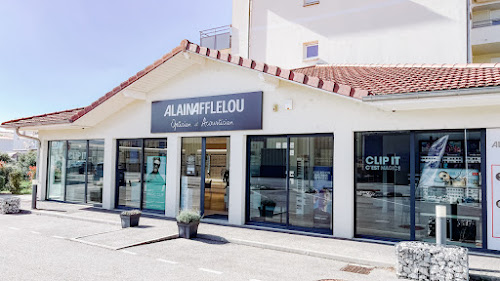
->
xmin=151 ymin=92 xmax=263 ymax=133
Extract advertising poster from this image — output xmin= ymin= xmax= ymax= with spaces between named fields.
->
xmin=144 ymin=156 xmax=166 ymax=211
xmin=313 ymin=166 xmax=333 ymax=225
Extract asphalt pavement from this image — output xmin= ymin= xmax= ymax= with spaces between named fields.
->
xmin=0 ymin=194 xmax=499 ymax=281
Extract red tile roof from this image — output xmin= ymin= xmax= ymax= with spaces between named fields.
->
xmin=1 ymin=108 xmax=83 ymax=128
xmin=3 ymin=40 xmax=500 ymax=128
xmin=292 ymin=63 xmax=500 ymax=96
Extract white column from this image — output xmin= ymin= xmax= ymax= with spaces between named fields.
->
xmin=231 ymin=0 xmax=250 ymax=58
xmin=166 ymin=136 xmax=181 ymax=218
xmin=333 ymin=129 xmax=355 ymax=238
xmin=228 ymin=133 xmax=246 ymax=225
xmin=38 ymin=139 xmax=48 ymax=201
xmin=102 ymin=137 xmax=116 ymax=210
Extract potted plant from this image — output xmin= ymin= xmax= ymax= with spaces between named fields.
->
xmin=120 ymin=209 xmax=142 ymax=228
xmin=259 ymin=199 xmax=276 ymax=217
xmin=176 ymin=209 xmax=201 ymax=239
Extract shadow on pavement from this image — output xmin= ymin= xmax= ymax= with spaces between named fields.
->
xmin=195 ymin=234 xmax=229 ymax=245
xmin=4 ymin=210 xmax=32 ymax=215
xmin=35 ymin=208 xmax=67 ymax=213
xmin=135 ymin=225 xmax=154 ymax=229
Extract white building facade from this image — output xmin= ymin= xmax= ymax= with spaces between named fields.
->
xmin=3 ymin=41 xmax=500 ymax=253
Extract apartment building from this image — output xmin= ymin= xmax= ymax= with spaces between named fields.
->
xmin=471 ymin=0 xmax=500 ymax=63
xmin=231 ymin=0 xmax=470 ymax=69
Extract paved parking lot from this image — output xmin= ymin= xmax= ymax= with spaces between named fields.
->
xmin=0 ymin=212 xmax=398 ymax=281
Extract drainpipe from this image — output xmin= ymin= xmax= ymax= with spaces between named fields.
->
xmin=14 ymin=127 xmax=41 ymax=209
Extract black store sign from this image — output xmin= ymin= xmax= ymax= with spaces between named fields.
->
xmin=151 ymin=92 xmax=263 ymax=133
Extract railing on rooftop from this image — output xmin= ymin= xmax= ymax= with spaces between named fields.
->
xmin=472 ymin=18 xmax=500 ymax=28
xmin=200 ymin=25 xmax=231 ymax=50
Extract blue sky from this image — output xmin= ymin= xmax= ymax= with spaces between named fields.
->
xmin=0 ymin=0 xmax=232 ymax=123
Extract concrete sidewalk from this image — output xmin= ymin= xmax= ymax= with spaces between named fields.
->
xmin=15 ymin=196 xmax=500 ymax=280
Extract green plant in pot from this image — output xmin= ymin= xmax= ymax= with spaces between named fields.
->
xmin=120 ymin=209 xmax=142 ymax=228
xmin=176 ymin=209 xmax=201 ymax=239
xmin=259 ymin=199 xmax=276 ymax=217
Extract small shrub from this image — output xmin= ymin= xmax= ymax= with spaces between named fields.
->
xmin=121 ymin=209 xmax=142 ymax=216
xmin=0 ymin=153 xmax=12 ymax=163
xmin=176 ymin=209 xmax=201 ymax=224
xmin=8 ymin=170 xmax=22 ymax=194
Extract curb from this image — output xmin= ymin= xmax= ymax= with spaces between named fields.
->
xmin=196 ymin=234 xmax=394 ymax=268
xmin=31 ymin=209 xmax=122 ymax=226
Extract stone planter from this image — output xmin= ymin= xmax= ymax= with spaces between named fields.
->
xmin=120 ymin=214 xmax=140 ymax=228
xmin=396 ymin=241 xmax=468 ymax=281
xmin=0 ymin=197 xmax=21 ymax=214
xmin=177 ymin=221 xmax=199 ymax=239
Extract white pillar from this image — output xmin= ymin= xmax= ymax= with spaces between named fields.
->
xmin=166 ymin=136 xmax=181 ymax=218
xmin=231 ymin=0 xmax=250 ymax=58
xmin=333 ymin=129 xmax=355 ymax=238
xmin=228 ymin=133 xmax=246 ymax=225
xmin=38 ymin=139 xmax=48 ymax=201
xmin=102 ymin=137 xmax=116 ymax=210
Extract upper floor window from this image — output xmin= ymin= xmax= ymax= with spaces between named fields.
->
xmin=304 ymin=0 xmax=320 ymax=6
xmin=304 ymin=41 xmax=319 ymax=60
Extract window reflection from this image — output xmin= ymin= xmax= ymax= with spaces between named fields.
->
xmin=47 ymin=141 xmax=67 ymax=201
xmin=248 ymin=135 xmax=333 ymax=232
xmin=355 ymin=132 xmax=411 ymax=240
xmin=117 ymin=140 xmax=142 ymax=209
xmin=415 ymin=130 xmax=482 ymax=248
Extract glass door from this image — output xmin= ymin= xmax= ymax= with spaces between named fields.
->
xmin=65 ymin=140 xmax=87 ymax=203
xmin=204 ymin=137 xmax=230 ymax=220
xmin=180 ymin=137 xmax=230 ymax=220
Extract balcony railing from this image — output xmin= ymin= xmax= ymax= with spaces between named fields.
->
xmin=200 ymin=25 xmax=231 ymax=50
xmin=472 ymin=18 xmax=500 ymax=28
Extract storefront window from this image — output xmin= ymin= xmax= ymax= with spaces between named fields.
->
xmin=47 ymin=141 xmax=67 ymax=201
xmin=46 ymin=140 xmax=104 ymax=204
xmin=355 ymin=130 xmax=484 ymax=248
xmin=355 ymin=132 xmax=411 ymax=240
xmin=248 ymin=136 xmax=287 ymax=225
xmin=289 ymin=136 xmax=333 ymax=229
xmin=248 ymin=135 xmax=333 ymax=233
xmin=180 ymin=138 xmax=202 ymax=211
xmin=116 ymin=139 xmax=167 ymax=211
xmin=117 ymin=140 xmax=143 ymax=209
xmin=87 ymin=140 xmax=104 ymax=204
xmin=143 ymin=140 xmax=167 ymax=211
xmin=66 ymin=140 xmax=87 ymax=203
xmin=415 ymin=130 xmax=483 ymax=248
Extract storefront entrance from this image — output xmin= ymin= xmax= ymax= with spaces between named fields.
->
xmin=180 ymin=137 xmax=230 ymax=220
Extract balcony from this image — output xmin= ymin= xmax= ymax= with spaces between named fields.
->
xmin=199 ymin=25 xmax=231 ymax=51
xmin=471 ymin=19 xmax=500 ymax=46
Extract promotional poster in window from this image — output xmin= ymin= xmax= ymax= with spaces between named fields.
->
xmin=145 ymin=156 xmax=166 ymax=210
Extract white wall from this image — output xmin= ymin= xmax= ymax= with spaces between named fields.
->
xmin=37 ymin=58 xmax=500 ymax=243
xmin=232 ymin=0 xmax=468 ymax=69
